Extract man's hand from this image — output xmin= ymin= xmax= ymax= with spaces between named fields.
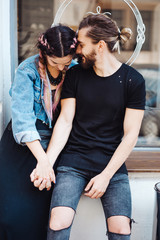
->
xmin=84 ymin=173 xmax=110 ymax=199
xmin=30 ymin=160 xmax=56 ymax=191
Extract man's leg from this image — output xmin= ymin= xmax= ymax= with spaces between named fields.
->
xmin=47 ymin=166 xmax=88 ymax=240
xmin=101 ymin=173 xmax=132 ymax=240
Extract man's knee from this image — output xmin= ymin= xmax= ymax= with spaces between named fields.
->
xmin=49 ymin=206 xmax=75 ymax=231
xmin=107 ymin=216 xmax=131 ymax=235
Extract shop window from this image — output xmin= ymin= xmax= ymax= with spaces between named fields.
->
xmin=18 ymin=0 xmax=54 ymax=63
xmin=17 ymin=0 xmax=160 ymax=171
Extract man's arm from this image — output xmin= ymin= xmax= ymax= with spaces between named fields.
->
xmin=85 ymin=108 xmax=144 ymax=199
xmin=31 ymin=98 xmax=76 ymax=190
xmin=47 ymin=98 xmax=76 ymax=166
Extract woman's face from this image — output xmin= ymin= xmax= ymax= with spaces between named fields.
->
xmin=46 ymin=55 xmax=73 ymax=71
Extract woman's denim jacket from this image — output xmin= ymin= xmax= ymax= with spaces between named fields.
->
xmin=10 ymin=54 xmax=76 ymax=145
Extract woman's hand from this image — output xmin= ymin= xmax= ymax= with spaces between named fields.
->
xmin=30 ymin=159 xmax=55 ymax=191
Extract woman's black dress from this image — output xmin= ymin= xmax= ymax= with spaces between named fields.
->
xmin=0 ymin=119 xmax=56 ymax=240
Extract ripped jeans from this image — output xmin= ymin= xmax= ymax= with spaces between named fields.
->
xmin=47 ymin=166 xmax=132 ymax=240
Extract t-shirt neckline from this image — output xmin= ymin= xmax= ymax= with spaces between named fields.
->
xmin=91 ymin=63 xmax=124 ymax=79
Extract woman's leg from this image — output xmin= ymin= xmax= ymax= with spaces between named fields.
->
xmin=47 ymin=166 xmax=88 ymax=240
xmin=101 ymin=173 xmax=132 ymax=240
xmin=0 ymin=122 xmax=52 ymax=240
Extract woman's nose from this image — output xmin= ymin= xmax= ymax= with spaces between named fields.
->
xmin=57 ymin=64 xmax=64 ymax=71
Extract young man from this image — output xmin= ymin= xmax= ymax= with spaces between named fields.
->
xmin=33 ymin=14 xmax=145 ymax=240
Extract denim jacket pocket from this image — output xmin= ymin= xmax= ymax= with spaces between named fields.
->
xmin=33 ymin=84 xmax=43 ymax=116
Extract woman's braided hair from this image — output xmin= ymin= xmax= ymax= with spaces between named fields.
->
xmin=36 ymin=25 xmax=76 ymax=112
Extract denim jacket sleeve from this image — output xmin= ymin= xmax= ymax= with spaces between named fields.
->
xmin=10 ymin=64 xmax=41 ymax=145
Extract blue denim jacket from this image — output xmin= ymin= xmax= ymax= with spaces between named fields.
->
xmin=10 ymin=54 xmax=77 ymax=145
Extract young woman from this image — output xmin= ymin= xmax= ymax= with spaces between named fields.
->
xmin=0 ymin=25 xmax=77 ymax=240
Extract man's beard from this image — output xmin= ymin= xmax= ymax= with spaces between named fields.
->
xmin=78 ymin=50 xmax=96 ymax=69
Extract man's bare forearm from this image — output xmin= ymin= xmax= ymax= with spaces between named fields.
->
xmin=101 ymin=132 xmax=137 ymax=179
xmin=47 ymin=116 xmax=72 ymax=166
xmin=102 ymin=108 xmax=144 ymax=179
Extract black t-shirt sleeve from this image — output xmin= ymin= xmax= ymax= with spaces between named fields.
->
xmin=61 ymin=68 xmax=76 ymax=99
xmin=126 ymin=71 xmax=146 ymax=110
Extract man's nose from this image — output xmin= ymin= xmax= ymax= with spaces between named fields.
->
xmin=76 ymin=45 xmax=81 ymax=54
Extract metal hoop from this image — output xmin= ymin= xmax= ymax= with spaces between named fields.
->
xmin=52 ymin=0 xmax=145 ymax=66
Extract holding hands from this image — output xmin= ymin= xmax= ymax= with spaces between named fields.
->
xmin=30 ymin=157 xmax=55 ymax=191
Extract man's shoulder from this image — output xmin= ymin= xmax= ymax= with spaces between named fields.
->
xmin=67 ymin=63 xmax=83 ymax=73
xmin=67 ymin=63 xmax=91 ymax=76
xmin=123 ymin=63 xmax=145 ymax=84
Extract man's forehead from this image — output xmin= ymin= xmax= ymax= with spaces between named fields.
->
xmin=78 ymin=28 xmax=90 ymax=42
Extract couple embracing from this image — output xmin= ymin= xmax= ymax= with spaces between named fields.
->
xmin=0 ymin=12 xmax=145 ymax=240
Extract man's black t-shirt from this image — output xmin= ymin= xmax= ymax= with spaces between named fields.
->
xmin=58 ymin=63 xmax=145 ymax=174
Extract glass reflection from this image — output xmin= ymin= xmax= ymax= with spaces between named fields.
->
xmin=18 ymin=0 xmax=160 ymax=147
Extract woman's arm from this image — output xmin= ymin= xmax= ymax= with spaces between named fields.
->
xmin=11 ymin=63 xmax=54 ymax=189
xmin=11 ymin=64 xmax=41 ymax=145
xmin=27 ymin=140 xmax=55 ymax=190
xmin=31 ymin=98 xmax=76 ymax=190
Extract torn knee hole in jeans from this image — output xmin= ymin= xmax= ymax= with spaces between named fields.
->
xmin=49 ymin=206 xmax=75 ymax=231
xmin=106 ymin=218 xmax=136 ymax=236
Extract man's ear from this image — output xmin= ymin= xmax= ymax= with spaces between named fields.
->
xmin=98 ymin=40 xmax=106 ymax=52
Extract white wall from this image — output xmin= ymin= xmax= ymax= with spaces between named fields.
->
xmin=70 ymin=173 xmax=160 ymax=240
xmin=0 ymin=0 xmax=17 ymax=138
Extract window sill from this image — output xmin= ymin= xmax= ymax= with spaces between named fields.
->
xmin=126 ymin=147 xmax=160 ymax=172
